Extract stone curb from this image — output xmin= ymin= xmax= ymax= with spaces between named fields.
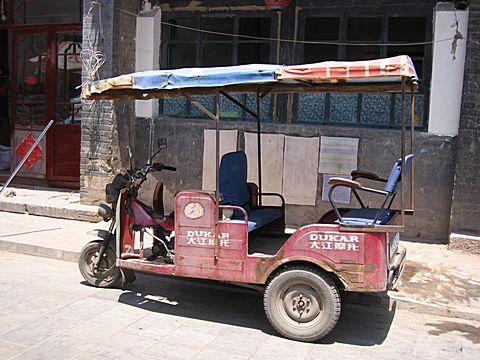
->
xmin=389 ymin=294 xmax=480 ymax=322
xmin=0 ymin=202 xmax=100 ymax=223
xmin=0 ymin=239 xmax=80 ymax=263
xmin=344 ymin=291 xmax=480 ymax=322
xmin=449 ymin=232 xmax=480 ymax=255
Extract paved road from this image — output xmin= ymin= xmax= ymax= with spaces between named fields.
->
xmin=0 ymin=251 xmax=478 ymax=360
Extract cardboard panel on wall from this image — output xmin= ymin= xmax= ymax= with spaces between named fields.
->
xmin=282 ymin=136 xmax=319 ymax=206
xmin=244 ymin=132 xmax=285 ymax=206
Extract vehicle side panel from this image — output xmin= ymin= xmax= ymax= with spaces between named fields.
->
xmin=247 ymin=224 xmax=388 ymax=291
xmin=174 ymin=191 xmax=248 ymax=282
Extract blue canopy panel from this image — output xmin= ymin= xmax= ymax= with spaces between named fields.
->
xmin=132 ymin=64 xmax=280 ymax=90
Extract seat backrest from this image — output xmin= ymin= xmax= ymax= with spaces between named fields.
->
xmin=385 ymin=154 xmax=414 ymax=193
xmin=219 ymin=151 xmax=250 ymax=207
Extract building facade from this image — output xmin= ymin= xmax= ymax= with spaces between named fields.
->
xmin=78 ymin=0 xmax=478 ymax=244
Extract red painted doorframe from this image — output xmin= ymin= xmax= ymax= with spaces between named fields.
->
xmin=11 ymin=24 xmax=82 ymax=189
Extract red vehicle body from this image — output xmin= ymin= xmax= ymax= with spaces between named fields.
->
xmin=79 ymin=56 xmax=416 ymax=342
xmin=117 ymin=189 xmax=401 ymax=292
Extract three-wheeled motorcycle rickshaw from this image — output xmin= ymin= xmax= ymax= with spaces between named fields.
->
xmin=80 ymin=55 xmax=416 ymax=342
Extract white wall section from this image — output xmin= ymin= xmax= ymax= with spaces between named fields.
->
xmin=428 ymin=2 xmax=469 ymax=136
xmin=135 ymin=7 xmax=161 ymax=118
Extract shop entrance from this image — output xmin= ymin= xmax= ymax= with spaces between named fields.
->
xmin=12 ymin=26 xmax=82 ymax=188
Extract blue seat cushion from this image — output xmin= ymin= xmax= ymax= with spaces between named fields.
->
xmin=336 ymin=208 xmax=393 ymax=225
xmin=219 ymin=151 xmax=250 ymax=207
xmin=230 ymin=208 xmax=282 ymax=232
xmin=248 ymin=208 xmax=282 ymax=231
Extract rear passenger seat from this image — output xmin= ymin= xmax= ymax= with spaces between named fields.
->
xmin=220 ymin=151 xmax=282 ymax=232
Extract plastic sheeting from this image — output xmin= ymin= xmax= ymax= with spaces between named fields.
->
xmin=84 ymin=56 xmax=418 ymax=97
xmin=87 ymin=64 xmax=280 ymax=95
xmin=133 ymin=64 xmax=280 ymax=89
xmin=277 ymin=55 xmax=418 ymax=83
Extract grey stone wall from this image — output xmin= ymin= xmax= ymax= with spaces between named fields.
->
xmin=134 ymin=118 xmax=456 ymax=243
xmin=80 ymin=0 xmax=137 ymax=203
xmin=449 ymin=0 xmax=480 ymax=236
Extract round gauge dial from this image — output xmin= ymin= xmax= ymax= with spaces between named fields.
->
xmin=184 ymin=202 xmax=205 ymax=220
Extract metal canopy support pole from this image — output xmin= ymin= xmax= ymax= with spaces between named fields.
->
xmin=400 ymin=77 xmax=407 ymax=227
xmin=219 ymin=90 xmax=257 ymax=118
xmin=184 ymin=93 xmax=217 ymax=121
xmin=410 ymin=85 xmax=415 ymax=211
xmin=214 ymin=91 xmax=221 ymax=262
xmin=184 ymin=92 xmax=220 ymax=262
xmin=148 ymin=117 xmax=155 ymax=164
xmin=256 ymin=91 xmax=262 ymax=206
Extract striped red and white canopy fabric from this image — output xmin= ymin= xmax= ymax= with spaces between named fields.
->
xmin=277 ymin=55 xmax=418 ymax=83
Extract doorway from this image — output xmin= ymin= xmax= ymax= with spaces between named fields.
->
xmin=12 ymin=26 xmax=82 ymax=188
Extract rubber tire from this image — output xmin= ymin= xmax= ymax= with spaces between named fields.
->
xmin=78 ymin=240 xmax=122 ymax=288
xmin=264 ymin=266 xmax=341 ymax=342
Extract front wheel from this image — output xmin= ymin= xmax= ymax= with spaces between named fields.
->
xmin=264 ymin=266 xmax=341 ymax=342
xmin=78 ymin=240 xmax=122 ymax=288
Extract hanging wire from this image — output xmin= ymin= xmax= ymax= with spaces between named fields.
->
xmin=450 ymin=7 xmax=464 ymax=60
xmin=103 ymin=2 xmax=456 ymax=47
xmin=79 ymin=1 xmax=106 ymax=108
xmin=160 ymin=21 xmax=456 ymax=47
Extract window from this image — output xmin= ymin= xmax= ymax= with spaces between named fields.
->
xmin=388 ymin=17 xmax=427 ymax=80
xmin=297 ymin=14 xmax=429 ymax=128
xmin=9 ymin=0 xmax=82 ymax=25
xmin=303 ymin=17 xmax=339 ymax=63
xmin=162 ymin=15 xmax=273 ymax=120
xmin=238 ymin=18 xmax=271 ymax=65
xmin=166 ymin=18 xmax=198 ymax=69
xmin=165 ymin=16 xmax=272 ymax=69
xmin=346 ymin=17 xmax=382 ymax=60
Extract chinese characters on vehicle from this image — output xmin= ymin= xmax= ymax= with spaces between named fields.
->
xmin=309 ymin=233 xmax=360 ymax=252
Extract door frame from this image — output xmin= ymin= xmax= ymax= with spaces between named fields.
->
xmin=11 ymin=24 xmax=82 ymax=188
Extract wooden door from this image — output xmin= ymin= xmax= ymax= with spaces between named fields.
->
xmin=47 ymin=29 xmax=82 ymax=188
xmin=12 ymin=26 xmax=82 ymax=188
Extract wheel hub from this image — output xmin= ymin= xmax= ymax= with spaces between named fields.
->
xmin=87 ymin=251 xmax=114 ymax=278
xmin=283 ymin=285 xmax=321 ymax=323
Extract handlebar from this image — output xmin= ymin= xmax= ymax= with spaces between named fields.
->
xmin=126 ymin=162 xmax=176 ymax=196
xmin=151 ymin=163 xmax=176 ymax=172
xmin=162 ymin=165 xmax=177 ymax=172
xmin=130 ymin=162 xmax=176 ymax=181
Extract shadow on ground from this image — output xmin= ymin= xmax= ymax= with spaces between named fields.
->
xmin=113 ymin=272 xmax=395 ymax=345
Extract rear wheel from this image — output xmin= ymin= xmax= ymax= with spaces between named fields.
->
xmin=78 ymin=240 xmax=121 ymax=288
xmin=264 ymin=266 xmax=341 ymax=342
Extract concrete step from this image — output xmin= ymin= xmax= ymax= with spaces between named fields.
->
xmin=0 ymin=239 xmax=80 ymax=262
xmin=0 ymin=185 xmax=100 ymax=222
xmin=0 ymin=212 xmax=108 ymax=263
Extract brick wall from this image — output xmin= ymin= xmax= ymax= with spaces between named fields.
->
xmin=80 ymin=0 xmax=138 ymax=203
xmin=449 ymin=0 xmax=480 ymax=235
